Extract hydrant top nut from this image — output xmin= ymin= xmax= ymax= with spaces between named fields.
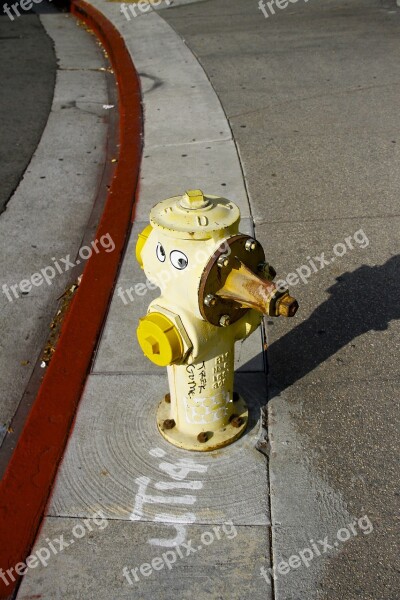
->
xmin=180 ymin=189 xmax=210 ymax=210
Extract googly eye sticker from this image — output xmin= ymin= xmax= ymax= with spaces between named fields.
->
xmin=170 ymin=250 xmax=188 ymax=270
xmin=156 ymin=242 xmax=166 ymax=262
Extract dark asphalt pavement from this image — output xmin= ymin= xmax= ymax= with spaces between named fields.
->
xmin=0 ymin=4 xmax=56 ymax=214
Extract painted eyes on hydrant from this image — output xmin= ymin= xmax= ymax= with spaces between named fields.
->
xmin=170 ymin=250 xmax=188 ymax=270
xmin=156 ymin=242 xmax=166 ymax=262
xmin=156 ymin=244 xmax=188 ymax=270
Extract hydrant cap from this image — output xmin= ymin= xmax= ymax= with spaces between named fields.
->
xmin=137 ymin=312 xmax=183 ymax=367
xmin=136 ymin=224 xmax=153 ymax=268
xmin=150 ymin=190 xmax=240 ymax=240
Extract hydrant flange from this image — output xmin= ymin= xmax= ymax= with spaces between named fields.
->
xmin=156 ymin=393 xmax=248 ymax=451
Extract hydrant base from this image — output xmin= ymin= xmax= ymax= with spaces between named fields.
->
xmin=156 ymin=396 xmax=248 ymax=452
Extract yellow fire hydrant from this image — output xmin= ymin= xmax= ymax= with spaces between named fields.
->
xmin=136 ymin=190 xmax=298 ymax=451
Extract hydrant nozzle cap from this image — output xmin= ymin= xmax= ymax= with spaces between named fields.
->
xmin=136 ymin=224 xmax=153 ymax=268
xmin=150 ymin=191 xmax=240 ymax=240
xmin=137 ymin=312 xmax=184 ymax=367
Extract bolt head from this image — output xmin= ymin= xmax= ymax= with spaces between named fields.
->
xmin=163 ymin=419 xmax=175 ymax=430
xmin=217 ymin=255 xmax=229 ymax=268
xmin=258 ymin=262 xmax=276 ymax=281
xmin=197 ymin=432 xmax=210 ymax=443
xmin=229 ymin=414 xmax=244 ymax=428
xmin=204 ymin=294 xmax=217 ymax=307
xmin=245 ymin=238 xmax=257 ymax=252
xmin=164 ymin=393 xmax=171 ymax=404
xmin=219 ymin=314 xmax=231 ymax=327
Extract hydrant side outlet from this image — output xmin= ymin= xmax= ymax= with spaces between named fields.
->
xmin=137 ymin=313 xmax=184 ymax=367
xmin=136 ymin=190 xmax=298 ymax=452
xmin=136 ymin=224 xmax=153 ymax=269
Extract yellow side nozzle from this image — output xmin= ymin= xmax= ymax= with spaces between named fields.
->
xmin=216 ymin=260 xmax=298 ymax=318
xmin=137 ymin=312 xmax=184 ymax=367
xmin=136 ymin=224 xmax=153 ymax=268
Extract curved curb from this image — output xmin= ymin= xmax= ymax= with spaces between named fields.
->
xmin=0 ymin=3 xmax=142 ymax=596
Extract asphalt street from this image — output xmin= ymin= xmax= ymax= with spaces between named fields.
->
xmin=0 ymin=4 xmax=56 ymax=214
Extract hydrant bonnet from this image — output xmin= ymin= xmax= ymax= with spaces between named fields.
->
xmin=149 ymin=190 xmax=240 ymax=240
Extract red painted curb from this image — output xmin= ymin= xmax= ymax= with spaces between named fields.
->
xmin=0 ymin=3 xmax=142 ymax=596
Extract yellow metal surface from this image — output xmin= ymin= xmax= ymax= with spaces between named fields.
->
xmin=157 ymin=394 xmax=248 ymax=452
xmin=150 ymin=189 xmax=240 ymax=240
xmin=136 ymin=224 xmax=153 ymax=268
xmin=179 ymin=189 xmax=209 ymax=209
xmin=137 ymin=312 xmax=183 ymax=367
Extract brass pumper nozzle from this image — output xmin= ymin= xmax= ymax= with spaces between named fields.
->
xmin=216 ymin=260 xmax=298 ymax=318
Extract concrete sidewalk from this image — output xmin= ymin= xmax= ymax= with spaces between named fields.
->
xmin=0 ymin=4 xmax=56 ymax=215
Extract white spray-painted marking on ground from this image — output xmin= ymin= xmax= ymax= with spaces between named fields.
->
xmin=155 ymin=480 xmax=204 ymax=491
xmin=130 ymin=447 xmax=208 ymax=547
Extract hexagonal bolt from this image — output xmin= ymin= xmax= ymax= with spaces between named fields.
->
xmin=245 ymin=238 xmax=257 ymax=252
xmin=229 ymin=415 xmax=244 ymax=428
xmin=219 ymin=314 xmax=231 ymax=327
xmin=277 ymin=294 xmax=299 ymax=318
xmin=217 ymin=255 xmax=229 ymax=268
xmin=163 ymin=419 xmax=176 ymax=430
xmin=204 ymin=294 xmax=217 ymax=307
xmin=164 ymin=393 xmax=171 ymax=404
xmin=197 ymin=432 xmax=210 ymax=443
xmin=258 ymin=262 xmax=277 ymax=281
